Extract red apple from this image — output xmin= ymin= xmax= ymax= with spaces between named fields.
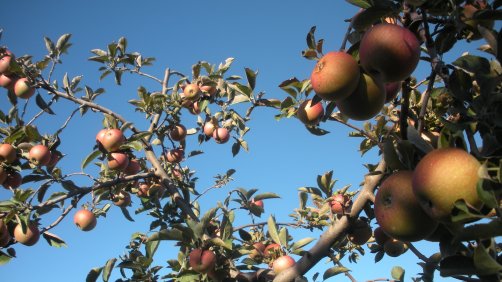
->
xmin=189 ymin=249 xmax=216 ymax=273
xmin=212 ymin=127 xmax=230 ymax=144
xmin=296 ymin=99 xmax=324 ymax=125
xmin=203 ymin=120 xmax=217 ymax=137
xmin=272 ymin=255 xmax=295 ymax=274
xmin=28 ymin=144 xmax=51 ymax=166
xmin=0 ymin=143 xmax=17 ymax=163
xmin=0 ymin=50 xmax=14 ymax=74
xmin=0 ymin=74 xmax=16 ymax=89
xmin=101 ymin=129 xmax=125 ymax=152
xmin=124 ymin=159 xmax=141 ymax=175
xmin=73 ymin=209 xmax=97 ymax=231
xmin=166 ymin=148 xmax=184 ymax=163
xmin=2 ymin=171 xmax=22 ymax=189
xmin=14 ymin=222 xmax=40 ymax=246
xmin=183 ymin=83 xmax=201 ymax=101
xmin=169 ymin=124 xmax=187 ymax=142
xmin=107 ymin=152 xmax=130 ymax=171
xmin=13 ymin=78 xmax=35 ymax=99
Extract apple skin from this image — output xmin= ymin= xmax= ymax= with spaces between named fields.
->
xmin=264 ymin=243 xmax=283 ymax=259
xmin=29 ymin=145 xmax=51 ymax=166
xmin=296 ymin=99 xmax=324 ymax=125
xmin=330 ymin=194 xmax=351 ymax=215
xmin=359 ymin=23 xmax=421 ymax=82
xmin=183 ymin=83 xmax=202 ymax=101
xmin=212 ymin=127 xmax=230 ymax=144
xmin=95 ymin=129 xmax=108 ymax=144
xmin=0 ymin=74 xmax=16 ymax=89
xmin=375 ymin=171 xmax=438 ymax=242
xmin=203 ymin=121 xmax=217 ymax=137
xmin=189 ymin=249 xmax=216 ymax=273
xmin=272 ymin=255 xmax=295 ymax=274
xmin=2 ymin=171 xmax=22 ymax=189
xmin=412 ymin=148 xmax=482 ymax=223
xmin=14 ymin=222 xmax=40 ymax=246
xmin=251 ymin=198 xmax=264 ymax=209
xmin=200 ymin=85 xmax=217 ymax=96
xmin=101 ymin=129 xmax=125 ymax=152
xmin=373 ymin=226 xmax=390 ymax=246
xmin=0 ymin=143 xmax=17 ymax=163
xmin=169 ymin=124 xmax=187 ymax=142
xmin=166 ymin=148 xmax=184 ymax=163
xmin=107 ymin=152 xmax=130 ymax=171
xmin=0 ymin=50 xmax=14 ymax=74
xmin=384 ymin=239 xmax=407 ymax=257
xmin=13 ymin=78 xmax=35 ymax=99
xmin=347 ymin=218 xmax=372 ymax=245
xmin=112 ymin=191 xmax=131 ymax=207
xmin=124 ymin=159 xmax=141 ymax=175
xmin=337 ymin=72 xmax=386 ymax=121
xmin=384 ymin=81 xmax=402 ymax=103
xmin=311 ymin=51 xmax=360 ymax=101
xmin=73 ymin=209 xmax=97 ymax=231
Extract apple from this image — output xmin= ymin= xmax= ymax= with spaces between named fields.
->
xmin=200 ymin=85 xmax=217 ymax=96
xmin=272 ymin=255 xmax=295 ymax=274
xmin=264 ymin=243 xmax=283 ymax=259
xmin=136 ymin=182 xmax=150 ymax=197
xmin=2 ymin=171 xmax=22 ymax=189
xmin=347 ymin=218 xmax=372 ymax=245
xmin=112 ymin=191 xmax=131 ymax=207
xmin=251 ymin=198 xmax=264 ymax=209
xmin=212 ymin=127 xmax=230 ymax=144
xmin=189 ymin=101 xmax=201 ymax=115
xmin=0 ymin=143 xmax=17 ymax=163
xmin=189 ymin=249 xmax=216 ymax=273
xmin=137 ymin=183 xmax=164 ymax=199
xmin=124 ymin=158 xmax=141 ymax=175
xmin=107 ymin=152 xmax=130 ymax=171
xmin=384 ymin=81 xmax=402 ymax=103
xmin=0 ymin=219 xmax=11 ymax=247
xmin=412 ymin=148 xmax=482 ymax=223
xmin=296 ymin=99 xmax=324 ymax=125
xmin=359 ymin=23 xmax=421 ymax=82
xmin=47 ymin=151 xmax=61 ymax=168
xmin=13 ymin=78 xmax=35 ymax=99
xmin=0 ymin=74 xmax=16 ymax=89
xmin=249 ymin=242 xmax=266 ymax=261
xmin=375 ymin=171 xmax=438 ymax=242
xmin=166 ymin=148 xmax=184 ymax=163
xmin=310 ymin=51 xmax=360 ymax=101
xmin=95 ymin=128 xmax=108 ymax=144
xmin=183 ymin=83 xmax=202 ymax=101
xmin=330 ymin=194 xmax=351 ymax=215
xmin=203 ymin=120 xmax=217 ymax=137
xmin=28 ymin=144 xmax=51 ymax=166
xmin=384 ymin=239 xmax=407 ymax=257
xmin=0 ymin=50 xmax=14 ymax=74
xmin=169 ymin=124 xmax=187 ymax=142
xmin=14 ymin=222 xmax=40 ymax=246
xmin=73 ymin=209 xmax=97 ymax=231
xmin=101 ymin=129 xmax=125 ymax=152
xmin=337 ymin=72 xmax=386 ymax=121
xmin=373 ymin=226 xmax=390 ymax=246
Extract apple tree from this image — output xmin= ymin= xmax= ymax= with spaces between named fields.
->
xmin=0 ymin=0 xmax=501 ymax=281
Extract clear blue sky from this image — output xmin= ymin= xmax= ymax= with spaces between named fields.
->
xmin=0 ymin=0 xmax=493 ymax=281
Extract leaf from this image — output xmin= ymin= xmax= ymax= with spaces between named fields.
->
xmin=44 ymin=37 xmax=56 ymax=55
xmin=120 ymin=207 xmax=135 ymax=222
xmin=35 ymin=94 xmax=55 ymax=115
xmin=232 ymin=142 xmax=240 ymax=157
xmin=305 ymin=125 xmax=329 ymax=136
xmin=252 ymin=193 xmax=280 ymax=201
xmin=145 ymin=240 xmax=159 ymax=261
xmin=473 ymin=243 xmax=502 ymax=275
xmin=291 ymin=237 xmax=315 ymax=251
xmin=102 ymin=258 xmax=116 ymax=282
xmin=86 ymin=267 xmax=103 ymax=282
xmin=383 ymin=138 xmax=405 ymax=170
xmin=323 ymin=266 xmax=350 ymax=280
xmin=42 ymin=232 xmax=67 ymax=248
xmin=267 ymin=215 xmax=281 ymax=245
xmin=306 ymin=26 xmax=316 ymax=50
xmin=0 ymin=250 xmax=12 ymax=266
xmin=245 ymin=67 xmax=257 ymax=90
xmin=81 ymin=150 xmax=101 ymax=170
xmin=238 ymin=229 xmax=252 ymax=241
xmin=345 ymin=0 xmax=372 ymax=9
xmin=391 ymin=266 xmax=405 ymax=281
xmin=56 ymin=34 xmax=72 ymax=54
xmin=440 ymin=255 xmax=477 ymax=276
xmin=210 ymin=237 xmax=232 ymax=250
xmin=352 ymin=6 xmax=393 ymax=31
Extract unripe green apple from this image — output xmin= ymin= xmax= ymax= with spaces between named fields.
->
xmin=337 ymin=72 xmax=385 ymax=121
xmin=310 ymin=51 xmax=360 ymax=101
xmin=375 ymin=171 xmax=438 ymax=242
xmin=412 ymin=148 xmax=482 ymax=223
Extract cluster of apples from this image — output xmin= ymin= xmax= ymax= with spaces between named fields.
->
xmin=0 ymin=49 xmax=36 ymax=99
xmin=374 ymin=148 xmax=482 ymax=251
xmin=202 ymin=117 xmax=231 ymax=144
xmin=299 ymin=23 xmax=421 ymax=124
xmin=247 ymin=242 xmax=296 ymax=274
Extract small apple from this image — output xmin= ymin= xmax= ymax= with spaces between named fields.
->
xmin=296 ymin=99 xmax=324 ymax=125
xmin=107 ymin=152 xmax=130 ymax=171
xmin=0 ymin=74 xmax=16 ymax=89
xmin=112 ymin=191 xmax=131 ymax=207
xmin=384 ymin=239 xmax=407 ymax=257
xmin=73 ymin=209 xmax=97 ymax=231
xmin=213 ymin=127 xmax=230 ymax=144
xmin=189 ymin=101 xmax=201 ymax=115
xmin=203 ymin=120 xmax=217 ymax=137
xmin=2 ymin=171 xmax=22 ymax=189
xmin=0 ymin=50 xmax=14 ymax=74
xmin=373 ymin=226 xmax=390 ymax=246
xmin=384 ymin=81 xmax=402 ymax=103
xmin=14 ymin=222 xmax=40 ymax=246
xmin=101 ymin=129 xmax=125 ymax=152
xmin=251 ymin=198 xmax=264 ymax=209
xmin=272 ymin=255 xmax=295 ymax=274
xmin=330 ymin=194 xmax=351 ymax=215
xmin=124 ymin=159 xmax=141 ymax=175
xmin=13 ymin=78 xmax=35 ymax=99
xmin=0 ymin=143 xmax=17 ymax=163
xmin=347 ymin=218 xmax=372 ymax=245
xmin=200 ymin=84 xmax=217 ymax=96
xmin=183 ymin=83 xmax=202 ymax=101
xmin=189 ymin=249 xmax=216 ymax=273
xmin=249 ymin=242 xmax=266 ymax=261
xmin=169 ymin=124 xmax=187 ymax=142
xmin=29 ymin=144 xmax=51 ymax=166
xmin=264 ymin=243 xmax=283 ymax=259
xmin=166 ymin=148 xmax=184 ymax=163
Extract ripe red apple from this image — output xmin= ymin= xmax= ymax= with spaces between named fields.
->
xmin=112 ymin=191 xmax=131 ymax=207
xmin=14 ymin=222 xmax=40 ymax=246
xmin=347 ymin=219 xmax=372 ymax=245
xmin=189 ymin=101 xmax=201 ymax=115
xmin=272 ymin=255 xmax=295 ymax=274
xmin=203 ymin=120 xmax=217 ymax=137
xmin=384 ymin=239 xmax=407 ymax=257
xmin=337 ymin=72 xmax=386 ymax=121
xmin=13 ymin=78 xmax=35 ymax=99
xmin=169 ymin=124 xmax=187 ymax=142
xmin=124 ymin=159 xmax=141 ymax=175
xmin=0 ymin=74 xmax=16 ymax=89
xmin=375 ymin=171 xmax=438 ymax=242
xmin=264 ymin=243 xmax=283 ymax=259
xmin=137 ymin=183 xmax=164 ymax=199
xmin=0 ymin=143 xmax=17 ymax=163
xmin=95 ymin=128 xmax=108 ymax=144
xmin=359 ymin=23 xmax=421 ymax=82
xmin=384 ymin=81 xmax=402 ymax=103
xmin=183 ymin=83 xmax=201 ymax=101
xmin=311 ymin=51 xmax=360 ymax=101
xmin=296 ymin=99 xmax=324 ymax=125
xmin=107 ymin=152 xmax=130 ymax=171
xmin=2 ymin=171 xmax=22 ymax=189
xmin=166 ymin=148 xmax=184 ymax=163
xmin=249 ymin=242 xmax=266 ymax=261
xmin=101 ymin=129 xmax=125 ymax=152
xmin=200 ymin=85 xmax=217 ymax=96
xmin=73 ymin=209 xmax=97 ymax=231
xmin=28 ymin=144 xmax=51 ymax=166
xmin=412 ymin=148 xmax=482 ymax=223
xmin=373 ymin=226 xmax=390 ymax=246
xmin=330 ymin=194 xmax=351 ymax=215
xmin=0 ymin=50 xmax=14 ymax=74
xmin=0 ymin=219 xmax=11 ymax=247
xmin=189 ymin=249 xmax=216 ymax=273
xmin=212 ymin=127 xmax=230 ymax=144
xmin=251 ymin=198 xmax=264 ymax=209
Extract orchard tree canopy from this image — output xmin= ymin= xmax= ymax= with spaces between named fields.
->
xmin=0 ymin=0 xmax=502 ymax=281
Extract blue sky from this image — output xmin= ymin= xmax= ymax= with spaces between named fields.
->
xmin=0 ymin=0 xmax=494 ymax=281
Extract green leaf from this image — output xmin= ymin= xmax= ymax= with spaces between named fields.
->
xmin=291 ymin=237 xmax=315 ymax=251
xmin=391 ymin=266 xmax=405 ymax=281
xmin=145 ymin=240 xmax=159 ymax=261
xmin=306 ymin=26 xmax=316 ymax=50
xmin=267 ymin=215 xmax=281 ymax=245
xmin=252 ymin=193 xmax=280 ymax=201
xmin=128 ymin=131 xmax=151 ymax=142
xmin=0 ymin=250 xmax=12 ymax=266
xmin=120 ymin=206 xmax=134 ymax=222
xmin=102 ymin=258 xmax=116 ymax=282
xmin=42 ymin=231 xmax=67 ymax=248
xmin=473 ymin=243 xmax=502 ymax=275
xmin=44 ymin=37 xmax=55 ymax=55
xmin=352 ymin=6 xmax=393 ymax=31
xmin=323 ymin=266 xmax=350 ymax=280
xmin=210 ymin=237 xmax=232 ymax=250
xmin=305 ymin=125 xmax=329 ymax=136
xmin=345 ymin=0 xmax=371 ymax=9
xmin=245 ymin=67 xmax=257 ymax=90
xmin=86 ymin=267 xmax=103 ymax=282
xmin=81 ymin=150 xmax=101 ymax=170
xmin=278 ymin=227 xmax=288 ymax=247
xmin=56 ymin=34 xmax=72 ymax=54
